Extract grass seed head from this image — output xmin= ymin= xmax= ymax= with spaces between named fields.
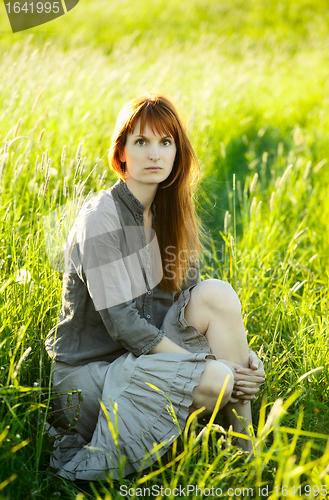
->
xmin=99 ymin=169 xmax=107 ymax=187
xmin=279 ymin=164 xmax=293 ymax=187
xmin=250 ymin=172 xmax=258 ymax=193
xmin=74 ymin=158 xmax=82 ymax=182
xmin=79 ymin=157 xmax=86 ymax=178
xmin=45 ymin=158 xmax=51 ymax=180
xmin=63 ymin=177 xmax=69 ymax=198
xmin=41 ymin=42 xmax=50 ymax=59
xmin=31 ymin=88 xmax=44 ymax=113
xmin=41 ymin=151 xmax=46 ymax=173
xmin=44 ymin=175 xmax=50 ymax=195
xmin=38 ymin=128 xmax=45 ymax=142
xmin=13 ymin=118 xmax=22 ymax=138
xmin=256 ymin=200 xmax=262 ymax=222
xmin=34 ymin=155 xmax=39 ymax=174
xmin=61 ymin=145 xmax=66 ymax=167
xmin=250 ymin=196 xmax=257 ymax=216
xmin=76 ymin=141 xmax=84 ymax=163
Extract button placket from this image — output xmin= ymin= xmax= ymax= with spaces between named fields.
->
xmin=144 ymin=281 xmax=153 ymax=320
xmin=143 ymin=244 xmax=154 ymax=288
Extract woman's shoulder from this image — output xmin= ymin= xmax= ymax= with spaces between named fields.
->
xmin=75 ymin=189 xmax=122 ymax=237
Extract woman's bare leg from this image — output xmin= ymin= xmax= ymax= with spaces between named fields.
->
xmin=185 ymin=279 xmax=253 ymax=451
xmin=190 ymin=359 xmax=234 ymax=415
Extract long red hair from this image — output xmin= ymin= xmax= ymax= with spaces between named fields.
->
xmin=108 ymin=93 xmax=204 ymax=292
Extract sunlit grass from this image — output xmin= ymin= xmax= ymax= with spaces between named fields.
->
xmin=0 ymin=0 xmax=329 ymax=497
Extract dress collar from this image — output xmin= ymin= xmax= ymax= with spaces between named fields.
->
xmin=112 ymin=178 xmax=157 ymax=221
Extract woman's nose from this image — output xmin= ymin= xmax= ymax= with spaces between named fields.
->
xmin=148 ymin=145 xmax=160 ymax=161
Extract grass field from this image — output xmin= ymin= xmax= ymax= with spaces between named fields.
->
xmin=0 ymin=0 xmax=329 ymax=498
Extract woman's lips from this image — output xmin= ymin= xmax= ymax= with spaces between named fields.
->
xmin=146 ymin=167 xmax=162 ymax=172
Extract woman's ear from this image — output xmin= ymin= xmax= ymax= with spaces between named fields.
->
xmin=119 ymin=150 xmax=126 ymax=163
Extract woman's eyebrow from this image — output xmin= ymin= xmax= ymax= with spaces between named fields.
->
xmin=133 ymin=134 xmax=172 ymax=139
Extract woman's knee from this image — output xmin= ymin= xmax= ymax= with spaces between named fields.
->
xmin=192 ymin=361 xmax=234 ymax=413
xmin=210 ymin=362 xmax=234 ymax=408
xmin=196 ymin=279 xmax=241 ymax=315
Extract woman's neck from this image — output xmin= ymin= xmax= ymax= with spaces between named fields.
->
xmin=124 ymin=177 xmax=157 ymax=218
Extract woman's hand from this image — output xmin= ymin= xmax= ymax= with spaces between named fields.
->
xmin=247 ymin=348 xmax=265 ymax=375
xmin=217 ymin=349 xmax=265 ymax=404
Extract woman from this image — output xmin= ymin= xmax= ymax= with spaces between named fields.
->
xmin=45 ymin=93 xmax=265 ymax=481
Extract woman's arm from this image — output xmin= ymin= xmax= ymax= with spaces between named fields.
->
xmin=72 ymin=196 xmax=168 ymax=357
xmin=148 ymin=336 xmax=191 ymax=355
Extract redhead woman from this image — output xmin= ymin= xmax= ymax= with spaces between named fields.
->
xmin=45 ymin=93 xmax=265 ymax=481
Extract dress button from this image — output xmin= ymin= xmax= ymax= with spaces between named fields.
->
xmin=146 ymin=314 xmax=151 ymax=319
xmin=147 ymin=291 xmax=151 ymax=295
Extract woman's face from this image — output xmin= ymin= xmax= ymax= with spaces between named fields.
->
xmin=120 ymin=118 xmax=176 ymax=189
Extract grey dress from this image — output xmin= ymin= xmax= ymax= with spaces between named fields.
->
xmin=45 ymin=178 xmax=215 ymax=481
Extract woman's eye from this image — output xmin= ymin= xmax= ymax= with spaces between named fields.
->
xmin=162 ymin=139 xmax=171 ymax=146
xmin=136 ymin=139 xmax=146 ymax=145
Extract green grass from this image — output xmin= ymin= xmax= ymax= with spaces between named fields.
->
xmin=0 ymin=0 xmax=329 ymax=497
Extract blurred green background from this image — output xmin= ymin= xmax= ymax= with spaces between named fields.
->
xmin=0 ymin=0 xmax=329 ymax=498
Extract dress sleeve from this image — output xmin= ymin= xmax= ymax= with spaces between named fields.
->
xmin=181 ymin=258 xmax=202 ymax=290
xmin=69 ymin=205 xmax=165 ymax=357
